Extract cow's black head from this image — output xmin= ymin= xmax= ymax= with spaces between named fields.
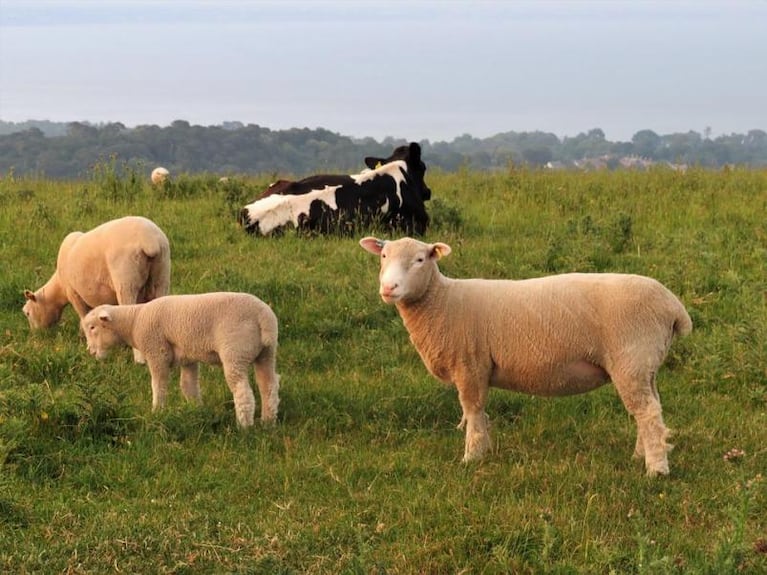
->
xmin=364 ymin=144 xmax=410 ymax=169
xmin=364 ymin=142 xmax=431 ymax=201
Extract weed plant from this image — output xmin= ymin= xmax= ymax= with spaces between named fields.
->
xmin=0 ymin=164 xmax=765 ymax=573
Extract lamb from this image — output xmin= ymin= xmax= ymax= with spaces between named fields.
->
xmin=81 ymin=292 xmax=281 ymax=428
xmin=359 ymin=236 xmax=692 ymax=476
xmin=151 ymin=166 xmax=170 ymax=185
xmin=23 ymin=216 xmax=171 ymax=363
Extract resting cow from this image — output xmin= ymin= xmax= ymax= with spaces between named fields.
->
xmin=239 ymin=142 xmax=432 ymax=236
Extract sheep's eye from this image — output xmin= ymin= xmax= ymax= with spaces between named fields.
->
xmin=381 ymin=253 xmax=387 ymax=259
xmin=415 ymin=256 xmax=425 ymax=264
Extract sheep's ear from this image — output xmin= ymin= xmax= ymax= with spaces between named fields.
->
xmin=431 ymin=242 xmax=451 ymax=260
xmin=359 ymin=236 xmax=385 ymax=255
xmin=97 ymin=309 xmax=112 ymax=323
xmin=24 ymin=290 xmax=36 ymax=302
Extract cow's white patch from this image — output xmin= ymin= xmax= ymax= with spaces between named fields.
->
xmin=243 ymin=185 xmax=340 ymax=234
xmin=352 ymin=160 xmax=406 ymax=205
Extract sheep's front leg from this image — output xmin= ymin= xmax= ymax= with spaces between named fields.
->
xmin=223 ymin=363 xmax=256 ymax=428
xmin=179 ymin=363 xmax=201 ymax=403
xmin=456 ymin=379 xmax=491 ymax=462
xmin=113 ymin=286 xmax=146 ymax=364
xmin=68 ymin=291 xmax=93 ymax=337
xmin=633 ymin=431 xmax=646 ymax=460
xmin=147 ymin=361 xmax=171 ymax=411
xmin=65 ymin=287 xmax=90 ymax=320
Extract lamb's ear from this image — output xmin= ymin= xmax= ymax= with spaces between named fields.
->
xmin=359 ymin=236 xmax=385 ymax=255
xmin=431 ymin=242 xmax=451 ymax=260
xmin=97 ymin=309 xmax=112 ymax=323
xmin=24 ymin=290 xmax=36 ymax=302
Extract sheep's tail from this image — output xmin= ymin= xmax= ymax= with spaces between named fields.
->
xmin=672 ymin=298 xmax=693 ymax=337
xmin=258 ymin=307 xmax=280 ymax=356
xmin=142 ymin=234 xmax=171 ymax=300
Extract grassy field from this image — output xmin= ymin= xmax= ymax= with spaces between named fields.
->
xmin=0 ymin=164 xmax=765 ymax=574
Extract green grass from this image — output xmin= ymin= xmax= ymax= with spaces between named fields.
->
xmin=1 ymin=166 xmax=765 ymax=574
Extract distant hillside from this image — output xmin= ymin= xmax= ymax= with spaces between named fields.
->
xmin=0 ymin=119 xmax=71 ymax=137
xmin=1 ymin=119 xmax=765 ymax=178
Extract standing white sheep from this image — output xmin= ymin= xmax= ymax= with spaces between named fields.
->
xmin=81 ymin=292 xmax=281 ymax=427
xmin=360 ymin=236 xmax=692 ymax=476
xmin=23 ymin=216 xmax=171 ymax=363
xmin=151 ymin=166 xmax=170 ymax=185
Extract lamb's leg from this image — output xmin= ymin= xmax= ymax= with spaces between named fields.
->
xmin=633 ymin=378 xmax=662 ymax=460
xmin=634 ymin=403 xmax=671 ymax=477
xmin=179 ymin=363 xmax=201 ymax=403
xmin=147 ymin=361 xmax=171 ymax=411
xmin=223 ymin=363 xmax=256 ymax=428
xmin=456 ymin=381 xmax=491 ymax=463
xmin=132 ymin=349 xmax=147 ymax=365
xmin=614 ymin=372 xmax=671 ymax=477
xmin=254 ymin=354 xmax=280 ymax=425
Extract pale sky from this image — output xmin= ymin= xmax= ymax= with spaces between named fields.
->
xmin=0 ymin=0 xmax=764 ymax=143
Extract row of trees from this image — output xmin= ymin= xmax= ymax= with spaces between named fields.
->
xmin=1 ymin=119 xmax=765 ymax=178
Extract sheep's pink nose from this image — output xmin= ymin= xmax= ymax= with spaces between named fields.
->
xmin=380 ymin=283 xmax=397 ymax=297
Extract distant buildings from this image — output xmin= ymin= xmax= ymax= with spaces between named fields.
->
xmin=546 ymin=155 xmax=688 ymax=172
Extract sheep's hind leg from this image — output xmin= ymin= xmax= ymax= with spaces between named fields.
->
xmin=179 ymin=363 xmax=201 ymax=403
xmin=635 ymin=404 xmax=671 ymax=477
xmin=614 ymin=372 xmax=671 ymax=477
xmin=635 ymin=375 xmax=665 ymax=459
xmin=223 ymin=363 xmax=256 ymax=428
xmin=254 ymin=354 xmax=280 ymax=425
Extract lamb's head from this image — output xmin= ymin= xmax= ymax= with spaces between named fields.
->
xmin=22 ymin=289 xmax=62 ymax=329
xmin=359 ymin=236 xmax=451 ymax=304
xmin=81 ymin=306 xmax=124 ymax=359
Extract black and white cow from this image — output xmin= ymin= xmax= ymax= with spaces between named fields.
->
xmin=238 ymin=142 xmax=432 ymax=236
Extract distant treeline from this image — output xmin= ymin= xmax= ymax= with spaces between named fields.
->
xmin=1 ymin=119 xmax=765 ymax=178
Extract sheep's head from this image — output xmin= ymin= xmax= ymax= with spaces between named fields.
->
xmin=22 ymin=289 xmax=62 ymax=329
xmin=81 ymin=306 xmax=124 ymax=359
xmin=359 ymin=236 xmax=450 ymax=304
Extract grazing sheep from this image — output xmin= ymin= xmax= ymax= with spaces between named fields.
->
xmin=81 ymin=292 xmax=280 ymax=427
xmin=23 ymin=216 xmax=171 ymax=363
xmin=151 ymin=166 xmax=170 ymax=185
xmin=360 ymin=236 xmax=692 ymax=476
